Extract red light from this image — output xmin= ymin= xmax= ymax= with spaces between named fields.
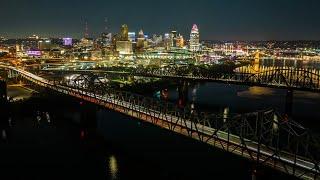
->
xmin=80 ymin=130 xmax=85 ymax=139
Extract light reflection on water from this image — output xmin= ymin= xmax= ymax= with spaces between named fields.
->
xmin=108 ymin=155 xmax=119 ymax=180
xmin=237 ymin=87 xmax=275 ymax=98
xmin=223 ymin=107 xmax=229 ymax=122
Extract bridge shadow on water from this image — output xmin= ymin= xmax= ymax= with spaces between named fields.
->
xmin=0 ymin=89 xmax=297 ymax=180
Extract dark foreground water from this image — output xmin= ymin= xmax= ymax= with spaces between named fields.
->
xmin=0 ymin=90 xmax=296 ymax=180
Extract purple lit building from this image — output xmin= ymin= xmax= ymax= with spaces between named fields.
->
xmin=63 ymin=38 xmax=73 ymax=46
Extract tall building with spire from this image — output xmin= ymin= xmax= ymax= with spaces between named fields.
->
xmin=189 ymin=24 xmax=200 ymax=52
xmin=101 ymin=17 xmax=112 ymax=46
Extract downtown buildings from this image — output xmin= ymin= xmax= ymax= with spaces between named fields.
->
xmin=0 ymin=24 xmax=255 ymax=63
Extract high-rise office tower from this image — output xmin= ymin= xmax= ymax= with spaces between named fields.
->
xmin=116 ymin=24 xmax=133 ymax=55
xmin=170 ymin=30 xmax=177 ymax=47
xmin=120 ymin=24 xmax=129 ymax=41
xmin=176 ymin=35 xmax=185 ymax=48
xmin=189 ymin=24 xmax=200 ymax=52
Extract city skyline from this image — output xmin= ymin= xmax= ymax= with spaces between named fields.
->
xmin=1 ymin=0 xmax=320 ymax=40
xmin=1 ymin=1 xmax=320 ymax=179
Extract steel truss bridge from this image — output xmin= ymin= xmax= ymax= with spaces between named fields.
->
xmin=1 ymin=65 xmax=320 ymax=179
xmin=42 ymin=65 xmax=320 ymax=92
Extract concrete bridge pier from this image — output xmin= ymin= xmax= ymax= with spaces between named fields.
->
xmin=285 ymin=89 xmax=293 ymax=116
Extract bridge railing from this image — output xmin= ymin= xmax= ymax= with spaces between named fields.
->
xmin=40 ymin=64 xmax=320 ymax=91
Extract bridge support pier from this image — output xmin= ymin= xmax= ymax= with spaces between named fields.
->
xmin=285 ymin=89 xmax=293 ymax=116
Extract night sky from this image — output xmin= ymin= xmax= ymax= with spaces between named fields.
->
xmin=1 ymin=0 xmax=320 ymax=40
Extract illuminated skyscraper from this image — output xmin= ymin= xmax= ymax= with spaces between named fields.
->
xmin=116 ymin=24 xmax=132 ymax=55
xmin=176 ymin=35 xmax=185 ymax=48
xmin=189 ymin=24 xmax=200 ymax=52
xmin=63 ymin=38 xmax=73 ymax=46
xmin=120 ymin=24 xmax=129 ymax=41
xmin=170 ymin=30 xmax=177 ymax=47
